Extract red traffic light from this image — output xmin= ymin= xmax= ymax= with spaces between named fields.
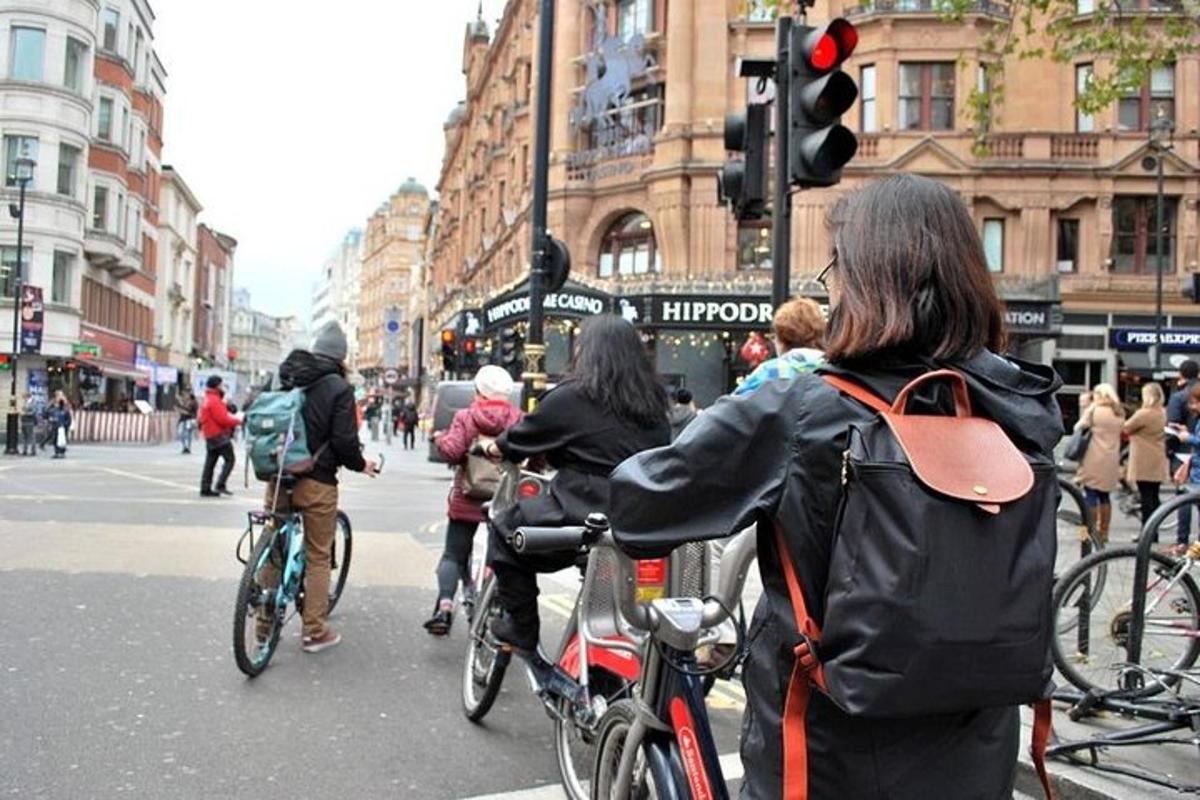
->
xmin=440 ymin=329 xmax=456 ymax=345
xmin=463 ymin=339 xmax=477 ymax=355
xmin=800 ymin=19 xmax=857 ymax=73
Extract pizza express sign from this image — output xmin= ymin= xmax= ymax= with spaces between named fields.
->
xmin=483 ymin=287 xmax=611 ymax=329
xmin=1112 ymin=328 xmax=1200 ymax=353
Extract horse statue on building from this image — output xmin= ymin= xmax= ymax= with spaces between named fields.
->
xmin=570 ymin=2 xmax=654 ymax=135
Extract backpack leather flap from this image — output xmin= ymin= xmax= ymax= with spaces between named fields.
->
xmin=883 ymin=370 xmax=1034 ymax=513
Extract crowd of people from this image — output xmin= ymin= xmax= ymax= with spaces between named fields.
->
xmin=17 ymin=390 xmax=74 ymax=458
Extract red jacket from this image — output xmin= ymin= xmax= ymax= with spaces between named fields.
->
xmin=437 ymin=398 xmax=522 ymax=522
xmin=198 ymin=387 xmax=240 ymax=440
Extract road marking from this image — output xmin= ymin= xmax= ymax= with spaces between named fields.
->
xmin=457 ymin=753 xmax=743 ymax=799
xmin=97 ymin=466 xmax=196 ymax=491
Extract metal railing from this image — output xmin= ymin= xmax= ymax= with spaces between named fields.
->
xmin=846 ymin=0 xmax=1011 ymax=18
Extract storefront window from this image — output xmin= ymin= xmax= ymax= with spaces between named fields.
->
xmin=598 ymin=212 xmax=658 ymax=278
xmin=737 ymin=223 xmax=772 ymax=270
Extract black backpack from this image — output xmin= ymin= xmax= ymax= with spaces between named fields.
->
xmin=774 ymin=370 xmax=1058 ymax=798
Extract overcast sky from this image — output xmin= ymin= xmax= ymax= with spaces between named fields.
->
xmin=153 ymin=0 xmax=509 ymax=321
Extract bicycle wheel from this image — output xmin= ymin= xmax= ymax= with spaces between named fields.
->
xmin=556 ymin=667 xmax=635 ymax=800
xmin=591 ymin=700 xmax=675 ymax=800
xmin=462 ymin=574 xmax=510 ymax=722
xmin=233 ymin=527 xmax=285 ymax=677
xmin=1052 ymin=545 xmax=1200 ymax=697
xmin=1056 ymin=482 xmax=1102 ymax=582
xmin=327 ymin=511 xmax=352 ymax=614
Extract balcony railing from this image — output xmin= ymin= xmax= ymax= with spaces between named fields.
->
xmin=846 ymin=0 xmax=1011 ymax=18
xmin=1050 ymin=134 xmax=1099 ymax=161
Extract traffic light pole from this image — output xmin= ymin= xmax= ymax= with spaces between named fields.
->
xmin=524 ymin=0 xmax=555 ymax=408
xmin=771 ymin=16 xmax=793 ymax=311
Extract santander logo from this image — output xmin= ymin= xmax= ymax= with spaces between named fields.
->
xmin=669 ymin=697 xmax=713 ymax=800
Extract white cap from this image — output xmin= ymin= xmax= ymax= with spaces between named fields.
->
xmin=474 ymin=365 xmax=514 ymax=401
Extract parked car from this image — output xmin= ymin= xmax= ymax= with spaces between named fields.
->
xmin=426 ymin=379 xmax=524 ymax=464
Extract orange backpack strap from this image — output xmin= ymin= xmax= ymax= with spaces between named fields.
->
xmin=821 ymin=374 xmax=890 ymax=414
xmin=1031 ymin=698 xmax=1057 ymax=799
xmin=773 ymin=523 xmax=827 ymax=800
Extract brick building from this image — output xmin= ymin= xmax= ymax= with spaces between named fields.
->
xmin=193 ymin=222 xmax=235 ymax=369
xmin=425 ymin=0 xmax=1199 ymax=407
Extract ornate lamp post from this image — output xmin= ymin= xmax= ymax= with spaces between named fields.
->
xmin=1146 ymin=109 xmax=1174 ymax=372
xmin=5 ymin=152 xmax=35 ymax=455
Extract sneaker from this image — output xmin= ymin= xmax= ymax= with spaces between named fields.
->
xmin=301 ymin=629 xmax=342 ymax=653
xmin=216 ymin=487 xmax=233 ymax=496
xmin=490 ymin=610 xmax=538 ymax=652
xmin=423 ymin=608 xmax=453 ymax=637
xmin=199 ymin=489 xmax=220 ymax=497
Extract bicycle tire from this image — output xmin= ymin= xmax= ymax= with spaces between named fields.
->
xmin=327 ymin=511 xmax=352 ymax=614
xmin=233 ymin=528 xmax=285 ymax=677
xmin=462 ymin=574 xmax=510 ymax=722
xmin=1052 ymin=545 xmax=1200 ymax=698
xmin=556 ymin=667 xmax=634 ymax=800
xmin=591 ymin=699 xmax=679 ymax=800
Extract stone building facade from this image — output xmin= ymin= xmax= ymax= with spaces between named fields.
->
xmin=426 ymin=0 xmax=1198 ymax=407
xmin=357 ymin=178 xmax=430 ymax=384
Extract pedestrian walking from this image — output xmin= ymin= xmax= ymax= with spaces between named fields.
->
xmin=609 ymin=174 xmax=1064 ymax=800
xmin=1074 ymin=383 xmax=1125 ymax=544
xmin=391 ymin=394 xmax=405 ymax=438
xmin=49 ymin=396 xmax=72 ymax=459
xmin=175 ymin=388 xmax=198 ymax=454
xmin=423 ymin=366 xmax=522 ymax=635
xmin=19 ymin=393 xmax=37 ymax=456
xmin=1167 ymin=382 xmax=1200 ymax=554
xmin=364 ymin=394 xmax=382 ymax=442
xmin=265 ymin=323 xmax=379 ymax=653
xmin=198 ymin=375 xmax=242 ymax=497
xmin=1124 ymin=383 xmax=1170 ymax=531
xmin=734 ymin=296 xmax=827 ymax=396
xmin=667 ymin=387 xmax=697 ymax=441
xmin=401 ymin=400 xmax=419 ymax=450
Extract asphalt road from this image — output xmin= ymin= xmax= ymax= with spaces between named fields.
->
xmin=0 ymin=435 xmax=745 ymax=799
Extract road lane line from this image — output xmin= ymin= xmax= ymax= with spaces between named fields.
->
xmin=97 ymin=466 xmax=197 ymax=491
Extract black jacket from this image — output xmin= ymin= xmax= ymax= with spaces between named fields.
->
xmin=279 ymin=350 xmax=365 ymax=484
xmin=610 ymin=351 xmax=1063 ymax=800
xmin=495 ymin=380 xmax=669 ymax=535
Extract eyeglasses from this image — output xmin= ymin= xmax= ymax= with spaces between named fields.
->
xmin=816 ymin=253 xmax=837 ymax=292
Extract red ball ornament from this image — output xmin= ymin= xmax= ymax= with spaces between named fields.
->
xmin=740 ymin=332 xmax=770 ymax=368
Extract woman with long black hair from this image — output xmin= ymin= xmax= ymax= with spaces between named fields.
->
xmin=485 ymin=313 xmax=670 ymax=651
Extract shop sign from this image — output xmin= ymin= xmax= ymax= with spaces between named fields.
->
xmin=484 ymin=287 xmax=610 ymax=329
xmin=1003 ymin=301 xmax=1059 ymax=335
xmin=1111 ymin=328 xmax=1200 ymax=352
xmin=154 ymin=365 xmax=179 ymax=386
xmin=19 ymin=285 xmax=43 ymax=354
xmin=72 ymin=343 xmax=101 ymax=360
xmin=628 ymin=295 xmax=775 ymax=330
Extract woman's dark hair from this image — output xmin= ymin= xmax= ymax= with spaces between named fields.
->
xmin=824 ymin=174 xmax=1007 ymax=362
xmin=570 ymin=314 xmax=667 ymax=429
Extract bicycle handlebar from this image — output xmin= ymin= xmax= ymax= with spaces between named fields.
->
xmin=511 ymin=526 xmax=590 ymax=554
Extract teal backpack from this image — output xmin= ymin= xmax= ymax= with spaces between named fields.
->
xmin=245 ymin=380 xmax=329 ymax=481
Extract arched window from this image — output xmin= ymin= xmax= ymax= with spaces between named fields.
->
xmin=598 ymin=212 xmax=658 ymax=278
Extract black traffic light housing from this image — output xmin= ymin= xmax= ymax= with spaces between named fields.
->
xmin=497 ymin=326 xmax=522 ymax=379
xmin=440 ymin=329 xmax=457 ymax=372
xmin=789 ymin=19 xmax=859 ymax=188
xmin=460 ymin=337 xmax=480 ymax=370
xmin=543 ymin=236 xmax=571 ymax=294
xmin=719 ymin=103 xmax=769 ymax=221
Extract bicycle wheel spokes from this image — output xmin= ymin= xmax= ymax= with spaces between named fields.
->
xmin=1053 ymin=547 xmax=1200 ymax=696
xmin=462 ymin=577 xmax=509 ymax=721
xmin=233 ymin=528 xmax=285 ymax=677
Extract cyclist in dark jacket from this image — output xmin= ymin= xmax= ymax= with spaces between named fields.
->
xmin=609 ymin=175 xmax=1064 ymax=800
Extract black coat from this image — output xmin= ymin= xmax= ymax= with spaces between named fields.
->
xmin=610 ymin=351 xmax=1063 ymax=800
xmin=279 ymin=350 xmax=365 ymax=484
xmin=494 ymin=380 xmax=669 ymax=540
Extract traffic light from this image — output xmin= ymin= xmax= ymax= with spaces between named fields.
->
xmin=543 ymin=236 xmax=571 ymax=294
xmin=719 ymin=103 xmax=769 ymax=221
xmin=461 ymin=337 xmax=479 ymax=369
xmin=497 ymin=326 xmax=521 ymax=378
xmin=0 ymin=354 xmax=11 ymax=372
xmin=440 ymin=329 xmax=457 ymax=372
xmin=789 ymin=19 xmax=859 ymax=188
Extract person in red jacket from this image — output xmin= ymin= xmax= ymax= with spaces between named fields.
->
xmin=423 ymin=365 xmax=522 ymax=635
xmin=198 ymin=375 xmax=242 ymax=497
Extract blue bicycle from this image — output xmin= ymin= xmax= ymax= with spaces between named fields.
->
xmin=231 ymin=477 xmax=354 ymax=677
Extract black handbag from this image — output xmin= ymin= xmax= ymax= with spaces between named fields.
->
xmin=1063 ymin=426 xmax=1092 ymax=462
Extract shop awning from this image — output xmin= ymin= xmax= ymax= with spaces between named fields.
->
xmin=79 ymin=358 xmax=145 ymax=380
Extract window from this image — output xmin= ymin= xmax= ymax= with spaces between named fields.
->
xmin=898 ymin=62 xmax=955 ymax=131
xmin=62 ymin=36 xmax=88 ymax=92
xmin=982 ymin=218 xmax=1004 ymax=272
xmin=1076 ymin=0 xmax=1095 ymax=11
xmin=1056 ymin=218 xmax=1080 ymax=273
xmin=92 ymin=186 xmax=108 ymax=230
xmin=617 ymin=0 xmax=653 ymax=38
xmin=1112 ymin=195 xmax=1179 ymax=274
xmin=598 ymin=212 xmax=657 ymax=278
xmin=1118 ymin=65 xmax=1174 ymax=132
xmin=9 ymin=27 xmax=45 ymax=81
xmin=52 ymin=251 xmax=73 ymax=303
xmin=743 ymin=0 xmax=776 ymax=20
xmin=737 ymin=223 xmax=773 ymax=270
xmin=121 ymin=106 xmax=129 ymax=149
xmin=0 ymin=246 xmax=31 ymax=296
xmin=57 ymin=143 xmax=80 ymax=196
xmin=1075 ymin=64 xmax=1094 ymax=132
xmin=586 ymin=84 xmax=663 ymax=149
xmin=133 ymin=28 xmax=143 ymax=81
xmin=4 ymin=135 xmax=37 ymax=187
xmin=97 ymin=97 xmax=113 ymax=141
xmin=860 ymin=65 xmax=877 ymax=133
xmin=102 ymin=9 xmax=119 ymax=52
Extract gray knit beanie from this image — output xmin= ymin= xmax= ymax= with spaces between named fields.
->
xmin=311 ymin=321 xmax=348 ymax=363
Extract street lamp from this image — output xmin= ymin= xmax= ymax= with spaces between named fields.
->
xmin=1145 ymin=108 xmax=1174 ymax=373
xmin=4 ymin=152 xmax=35 ymax=455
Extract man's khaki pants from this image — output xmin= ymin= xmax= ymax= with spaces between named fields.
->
xmin=263 ymin=477 xmax=339 ymax=639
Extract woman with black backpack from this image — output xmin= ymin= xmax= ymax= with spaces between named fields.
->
xmin=609 ymin=175 xmax=1064 ymax=800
